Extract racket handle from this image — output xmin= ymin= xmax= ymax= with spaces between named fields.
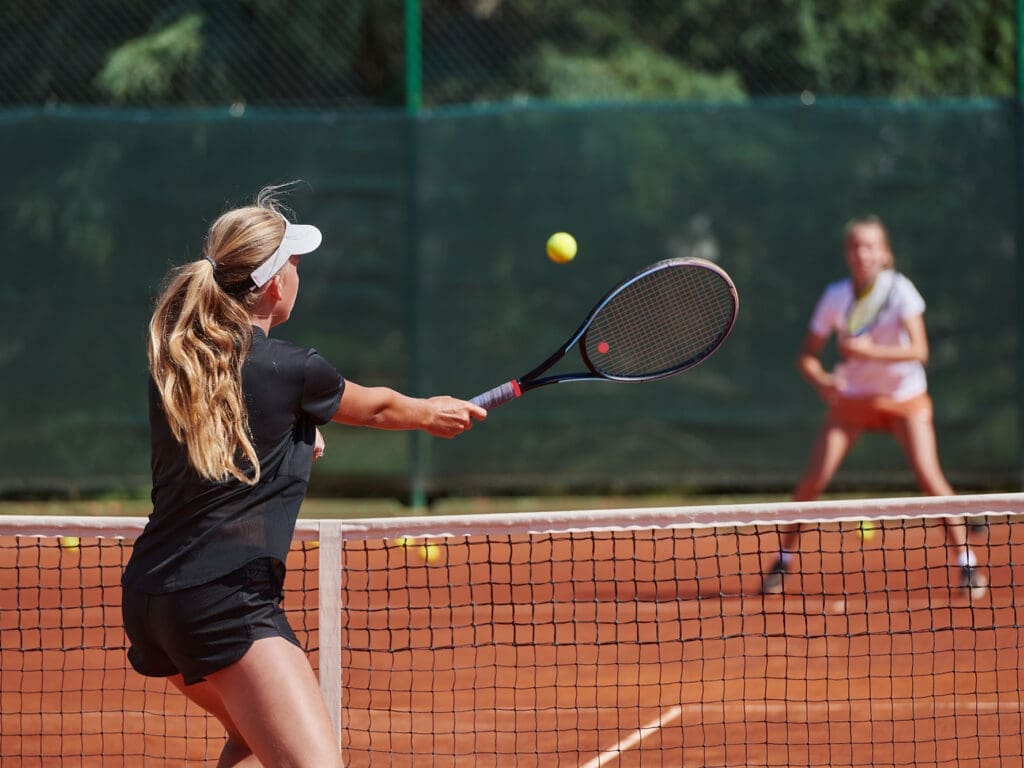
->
xmin=470 ymin=380 xmax=522 ymax=411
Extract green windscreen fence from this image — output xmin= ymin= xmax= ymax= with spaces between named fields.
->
xmin=0 ymin=100 xmax=1017 ymax=497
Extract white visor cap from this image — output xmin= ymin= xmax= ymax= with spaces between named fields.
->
xmin=250 ymin=218 xmax=323 ymax=288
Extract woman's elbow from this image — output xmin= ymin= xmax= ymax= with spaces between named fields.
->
xmin=331 ymin=385 xmax=399 ymax=428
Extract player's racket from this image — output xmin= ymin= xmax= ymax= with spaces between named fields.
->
xmin=846 ymin=269 xmax=898 ymax=337
xmin=470 ymin=257 xmax=738 ymax=410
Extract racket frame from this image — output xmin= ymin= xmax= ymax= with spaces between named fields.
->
xmin=471 ymin=257 xmax=738 ymax=409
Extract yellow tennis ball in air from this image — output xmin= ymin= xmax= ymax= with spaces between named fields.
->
xmin=59 ymin=536 xmax=80 ymax=550
xmin=419 ymin=543 xmax=443 ymax=564
xmin=856 ymin=521 xmax=878 ymax=543
xmin=546 ymin=232 xmax=577 ymax=264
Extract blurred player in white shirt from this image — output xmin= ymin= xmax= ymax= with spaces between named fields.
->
xmin=761 ymin=216 xmax=985 ymax=598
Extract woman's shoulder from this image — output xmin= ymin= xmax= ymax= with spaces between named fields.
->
xmin=818 ymin=276 xmax=854 ymax=304
xmin=891 ymin=270 xmax=926 ymax=311
xmin=892 ymin=270 xmax=919 ymax=289
xmin=246 ymin=331 xmax=312 ymax=374
xmin=251 ymin=327 xmax=311 ymax=356
xmin=251 ymin=332 xmax=339 ymax=380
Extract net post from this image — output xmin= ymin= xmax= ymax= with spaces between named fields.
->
xmin=317 ymin=519 xmax=344 ymax=757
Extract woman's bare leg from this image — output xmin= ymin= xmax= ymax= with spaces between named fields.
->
xmin=892 ymin=415 xmax=986 ymax=595
xmin=762 ymin=420 xmax=861 ymax=593
xmin=169 ymin=675 xmax=262 ymax=767
xmin=204 ymin=637 xmax=342 ymax=768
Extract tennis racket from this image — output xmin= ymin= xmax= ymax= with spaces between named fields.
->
xmin=846 ymin=269 xmax=898 ymax=337
xmin=469 ymin=257 xmax=739 ymax=410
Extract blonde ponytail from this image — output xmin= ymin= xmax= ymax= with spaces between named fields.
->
xmin=148 ymin=188 xmax=292 ymax=485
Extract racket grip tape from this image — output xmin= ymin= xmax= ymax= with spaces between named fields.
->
xmin=470 ymin=380 xmax=522 ymax=410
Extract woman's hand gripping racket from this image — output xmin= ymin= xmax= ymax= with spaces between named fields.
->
xmin=470 ymin=258 xmax=739 ymax=410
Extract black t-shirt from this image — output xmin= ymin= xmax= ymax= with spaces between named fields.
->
xmin=122 ymin=327 xmax=345 ymax=593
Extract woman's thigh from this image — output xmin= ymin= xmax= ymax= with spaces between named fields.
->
xmin=206 ymin=636 xmax=342 ymax=768
xmin=794 ymin=419 xmax=861 ymax=500
xmin=891 ymin=415 xmax=954 ymax=495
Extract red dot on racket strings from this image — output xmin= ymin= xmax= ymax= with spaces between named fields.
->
xmin=597 ymin=341 xmax=610 ymax=354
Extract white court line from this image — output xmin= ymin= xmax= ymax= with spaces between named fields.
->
xmin=575 ymin=698 xmax=1022 ymax=768
xmin=577 ymin=705 xmax=683 ymax=768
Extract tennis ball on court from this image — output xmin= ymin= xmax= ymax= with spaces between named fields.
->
xmin=856 ymin=521 xmax=878 ymax=543
xmin=59 ymin=536 xmax=80 ymax=550
xmin=546 ymin=232 xmax=577 ymax=264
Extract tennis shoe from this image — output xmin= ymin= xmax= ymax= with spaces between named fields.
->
xmin=960 ymin=565 xmax=988 ymax=599
xmin=760 ymin=560 xmax=787 ymax=595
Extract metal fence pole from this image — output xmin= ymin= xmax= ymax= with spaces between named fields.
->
xmin=1017 ymin=0 xmax=1024 ymax=488
xmin=405 ymin=0 xmax=422 ymax=113
xmin=405 ymin=0 xmax=428 ymax=508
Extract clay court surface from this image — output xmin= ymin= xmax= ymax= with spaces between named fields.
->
xmin=1 ymin=516 xmax=1022 ymax=767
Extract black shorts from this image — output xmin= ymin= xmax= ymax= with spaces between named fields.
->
xmin=122 ymin=558 xmax=300 ymax=685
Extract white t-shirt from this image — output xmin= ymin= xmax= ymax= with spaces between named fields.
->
xmin=808 ymin=270 xmax=928 ymax=400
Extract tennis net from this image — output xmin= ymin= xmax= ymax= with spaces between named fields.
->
xmin=1 ymin=493 xmax=1023 ymax=767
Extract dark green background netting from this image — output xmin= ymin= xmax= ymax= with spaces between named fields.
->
xmin=1 ymin=101 xmax=1017 ymax=497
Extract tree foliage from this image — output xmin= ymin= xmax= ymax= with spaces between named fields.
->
xmin=0 ymin=0 xmax=1015 ymax=107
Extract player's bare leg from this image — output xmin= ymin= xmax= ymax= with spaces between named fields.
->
xmin=204 ymin=637 xmax=343 ymax=768
xmin=170 ymin=676 xmax=262 ymax=767
xmin=892 ymin=415 xmax=986 ymax=597
xmin=762 ymin=420 xmax=860 ymax=594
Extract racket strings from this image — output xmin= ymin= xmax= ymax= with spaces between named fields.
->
xmin=584 ymin=264 xmax=736 ymax=379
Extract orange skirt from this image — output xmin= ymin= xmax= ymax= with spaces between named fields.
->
xmin=827 ymin=392 xmax=933 ymax=433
